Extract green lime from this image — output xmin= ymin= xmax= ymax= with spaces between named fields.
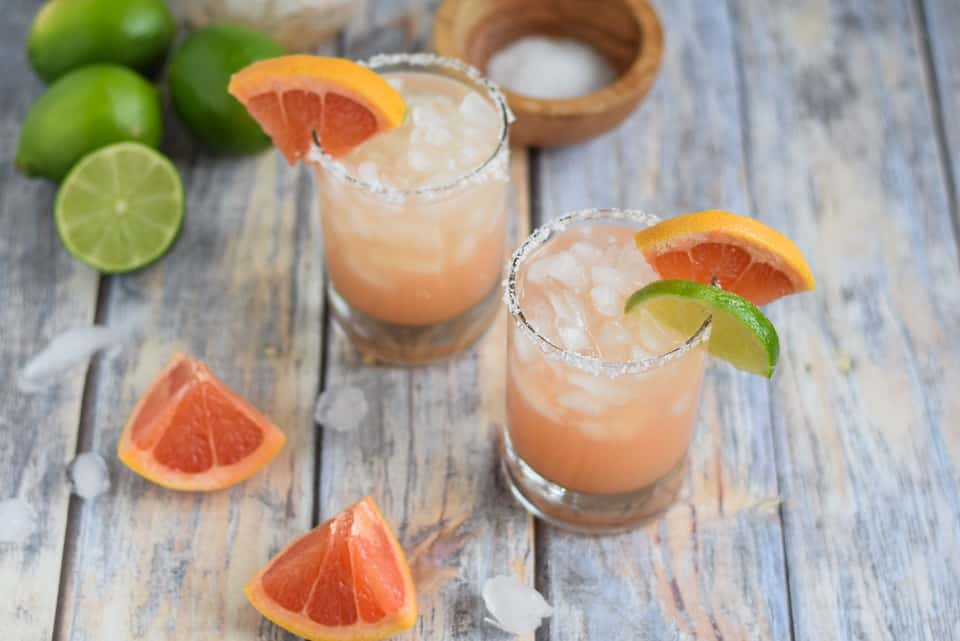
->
xmin=55 ymin=142 xmax=184 ymax=273
xmin=16 ymin=65 xmax=162 ymax=182
xmin=168 ymin=25 xmax=285 ymax=154
xmin=625 ymin=279 xmax=780 ymax=377
xmin=27 ymin=0 xmax=175 ymax=82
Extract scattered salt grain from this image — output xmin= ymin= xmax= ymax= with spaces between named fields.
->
xmin=17 ymin=315 xmax=142 ymax=393
xmin=314 ymin=386 xmax=370 ymax=433
xmin=488 ymin=35 xmax=617 ymax=99
xmin=482 ymin=575 xmax=553 ymax=635
xmin=0 ymin=498 xmax=37 ymax=544
xmin=68 ymin=452 xmax=111 ymax=500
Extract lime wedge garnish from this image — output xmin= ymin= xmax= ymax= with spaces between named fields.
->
xmin=624 ymin=279 xmax=780 ymax=377
xmin=55 ymin=142 xmax=184 ymax=273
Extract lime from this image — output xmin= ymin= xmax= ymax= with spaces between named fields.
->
xmin=55 ymin=143 xmax=184 ymax=273
xmin=168 ymin=25 xmax=285 ymax=154
xmin=17 ymin=65 xmax=162 ymax=182
xmin=624 ymin=279 xmax=780 ymax=377
xmin=27 ymin=0 xmax=175 ymax=82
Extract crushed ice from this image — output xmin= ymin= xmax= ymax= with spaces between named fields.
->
xmin=314 ymin=386 xmax=370 ymax=432
xmin=68 ymin=452 xmax=111 ymax=500
xmin=482 ymin=575 xmax=553 ymax=635
xmin=0 ymin=498 xmax=37 ymax=544
xmin=17 ymin=313 xmax=143 ymax=393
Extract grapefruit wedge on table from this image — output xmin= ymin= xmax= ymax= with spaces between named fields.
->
xmin=228 ymin=55 xmax=405 ymax=163
xmin=634 ymin=210 xmax=816 ymax=305
xmin=246 ymin=496 xmax=417 ymax=641
xmin=117 ymin=353 xmax=285 ymax=491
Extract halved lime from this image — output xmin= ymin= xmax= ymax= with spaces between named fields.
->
xmin=624 ymin=279 xmax=780 ymax=377
xmin=55 ymin=142 xmax=184 ymax=273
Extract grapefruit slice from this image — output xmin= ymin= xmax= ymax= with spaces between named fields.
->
xmin=634 ymin=210 xmax=816 ymax=305
xmin=246 ymin=496 xmax=417 ymax=641
xmin=227 ymin=55 xmax=406 ymax=164
xmin=117 ymin=353 xmax=286 ymax=491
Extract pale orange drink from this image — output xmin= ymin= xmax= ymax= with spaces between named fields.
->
xmin=311 ymin=54 xmax=512 ymax=363
xmin=504 ymin=209 xmax=711 ymax=532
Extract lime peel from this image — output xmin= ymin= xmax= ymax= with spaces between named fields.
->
xmin=625 ymin=279 xmax=780 ymax=377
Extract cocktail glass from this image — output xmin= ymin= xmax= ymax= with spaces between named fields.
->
xmin=311 ymin=53 xmax=512 ymax=364
xmin=503 ymin=209 xmax=711 ymax=532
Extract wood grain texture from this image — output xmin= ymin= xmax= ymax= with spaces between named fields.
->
xmin=922 ymin=0 xmax=960 ymax=230
xmin=51 ymin=142 xmax=325 ymax=637
xmin=535 ymin=1 xmax=791 ymax=639
xmin=317 ymin=5 xmax=535 ymax=639
xmin=0 ymin=3 xmax=100 ymax=640
xmin=728 ymin=0 xmax=960 ymax=639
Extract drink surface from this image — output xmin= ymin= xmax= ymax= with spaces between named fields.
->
xmin=507 ymin=225 xmax=708 ymax=494
xmin=338 ymin=71 xmax=501 ymax=190
xmin=316 ymin=70 xmax=508 ymax=327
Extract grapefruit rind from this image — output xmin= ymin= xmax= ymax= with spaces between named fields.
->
xmin=116 ymin=353 xmax=287 ymax=492
xmin=227 ymin=55 xmax=405 ymax=140
xmin=634 ymin=210 xmax=816 ymax=296
xmin=245 ymin=497 xmax=417 ymax=641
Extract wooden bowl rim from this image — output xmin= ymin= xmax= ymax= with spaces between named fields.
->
xmin=433 ymin=0 xmax=664 ymax=117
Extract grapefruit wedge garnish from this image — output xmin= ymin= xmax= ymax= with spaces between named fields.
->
xmin=246 ymin=496 xmax=417 ymax=641
xmin=634 ymin=210 xmax=816 ymax=305
xmin=228 ymin=55 xmax=406 ymax=164
xmin=117 ymin=353 xmax=286 ymax=491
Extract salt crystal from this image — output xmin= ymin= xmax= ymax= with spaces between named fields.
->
xmin=482 ymin=575 xmax=553 ymax=635
xmin=17 ymin=314 xmax=142 ymax=393
xmin=68 ymin=452 xmax=110 ymax=500
xmin=0 ymin=498 xmax=36 ymax=544
xmin=314 ymin=386 xmax=370 ymax=432
xmin=458 ymin=91 xmax=497 ymax=129
xmin=488 ymin=35 xmax=617 ymax=99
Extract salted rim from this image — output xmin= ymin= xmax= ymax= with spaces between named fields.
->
xmin=504 ymin=208 xmax=713 ymax=377
xmin=309 ymin=52 xmax=514 ymax=203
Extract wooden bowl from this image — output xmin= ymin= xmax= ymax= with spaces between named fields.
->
xmin=433 ymin=0 xmax=663 ymax=147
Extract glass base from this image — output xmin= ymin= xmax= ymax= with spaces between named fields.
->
xmin=501 ymin=430 xmax=687 ymax=534
xmin=327 ymin=280 xmax=501 ymax=365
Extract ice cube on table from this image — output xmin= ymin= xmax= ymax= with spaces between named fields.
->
xmin=526 ymin=251 xmax=589 ymax=291
xmin=68 ymin=452 xmax=110 ymax=500
xmin=0 ymin=498 xmax=37 ymax=544
xmin=17 ymin=319 xmax=140 ymax=393
xmin=459 ymin=91 xmax=497 ymax=129
xmin=314 ymin=386 xmax=370 ymax=433
xmin=482 ymin=575 xmax=553 ymax=635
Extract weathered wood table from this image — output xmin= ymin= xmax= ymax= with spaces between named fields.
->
xmin=3 ymin=0 xmax=959 ymax=639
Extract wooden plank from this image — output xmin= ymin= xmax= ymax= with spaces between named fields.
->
xmin=0 ymin=2 xmax=101 ymax=640
xmin=317 ymin=4 xmax=535 ymax=639
xmin=922 ymin=0 xmax=960 ymax=226
xmin=535 ymin=2 xmax=791 ymax=639
xmin=728 ymin=0 xmax=960 ymax=639
xmin=52 ymin=126 xmax=325 ymax=638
